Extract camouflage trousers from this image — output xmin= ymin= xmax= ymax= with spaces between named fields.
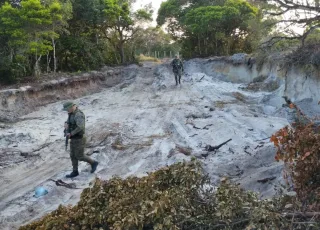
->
xmin=70 ymin=136 xmax=94 ymax=171
xmin=174 ymin=69 xmax=182 ymax=85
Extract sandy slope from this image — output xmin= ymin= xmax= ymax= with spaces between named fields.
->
xmin=0 ymin=61 xmax=288 ymax=229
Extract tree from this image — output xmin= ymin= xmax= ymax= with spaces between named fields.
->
xmin=0 ymin=0 xmax=164 ymax=83
xmin=133 ymin=27 xmax=179 ymax=57
xmin=157 ymin=0 xmax=261 ymax=57
xmin=0 ymin=0 xmax=63 ymax=78
xmin=0 ymin=2 xmax=26 ymax=83
xmin=57 ymin=0 xmax=107 ymax=71
xmin=42 ymin=0 xmax=72 ymax=74
xmin=101 ymin=0 xmax=152 ymax=64
xmin=259 ymin=0 xmax=320 ymax=47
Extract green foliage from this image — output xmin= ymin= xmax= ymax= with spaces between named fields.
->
xmin=305 ymin=29 xmax=320 ymax=46
xmin=56 ymin=35 xmax=106 ymax=71
xmin=0 ymin=55 xmax=30 ymax=84
xmin=157 ymin=0 xmax=181 ymax=26
xmin=0 ymin=2 xmax=25 ymax=48
xmin=158 ymin=0 xmax=263 ymax=58
xmin=134 ymin=9 xmax=152 ymax=21
xmin=18 ymin=0 xmax=54 ymax=54
xmin=0 ymin=0 xmax=62 ymax=80
xmin=104 ymin=0 xmax=132 ymax=27
xmin=0 ymin=0 xmax=167 ymax=83
xmin=19 ymin=160 xmax=316 ymax=230
xmin=100 ymin=0 xmax=153 ymax=64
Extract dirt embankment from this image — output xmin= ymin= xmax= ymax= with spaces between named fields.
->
xmin=0 ymin=66 xmax=141 ymax=122
xmin=186 ymin=53 xmax=320 ymax=102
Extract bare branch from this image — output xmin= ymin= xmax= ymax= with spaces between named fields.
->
xmin=266 ymin=15 xmax=320 ymax=26
xmin=269 ymin=0 xmax=320 ymax=11
xmin=265 ymin=8 xmax=291 ymax=16
xmin=260 ymin=36 xmax=300 ymax=47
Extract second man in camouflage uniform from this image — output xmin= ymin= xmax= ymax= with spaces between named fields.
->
xmin=63 ymin=102 xmax=99 ymax=178
xmin=171 ymin=55 xmax=184 ymax=86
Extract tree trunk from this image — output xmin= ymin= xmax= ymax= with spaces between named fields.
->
xmin=34 ymin=55 xmax=42 ymax=78
xmin=114 ymin=52 xmax=120 ymax=64
xmin=215 ymin=36 xmax=218 ymax=56
xmin=52 ymin=37 xmax=57 ymax=74
xmin=119 ymin=31 xmax=125 ymax=64
xmin=65 ymin=52 xmax=68 ymax=70
xmin=96 ymin=33 xmax=99 ymax=45
xmin=46 ymin=52 xmax=51 ymax=73
xmin=119 ymin=43 xmax=125 ymax=64
xmin=10 ymin=48 xmax=14 ymax=62
xmin=131 ymin=46 xmax=136 ymax=61
xmin=198 ymin=35 xmax=201 ymax=55
xmin=205 ymin=39 xmax=208 ymax=55
xmin=226 ymin=39 xmax=230 ymax=56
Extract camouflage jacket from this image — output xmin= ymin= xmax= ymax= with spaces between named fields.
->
xmin=66 ymin=108 xmax=85 ymax=138
xmin=171 ymin=58 xmax=184 ymax=72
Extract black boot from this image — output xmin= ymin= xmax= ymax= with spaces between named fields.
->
xmin=91 ymin=161 xmax=99 ymax=173
xmin=66 ymin=170 xmax=79 ymax=178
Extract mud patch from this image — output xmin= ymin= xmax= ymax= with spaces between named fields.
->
xmin=186 ymin=113 xmax=212 ymax=119
xmin=0 ymin=149 xmax=28 ymax=167
xmin=232 ymin=92 xmax=247 ymax=102
xmin=214 ymin=100 xmax=237 ymax=108
xmin=242 ymin=81 xmax=280 ymax=92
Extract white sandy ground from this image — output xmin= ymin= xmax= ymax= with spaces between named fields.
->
xmin=0 ymin=61 xmax=289 ymax=229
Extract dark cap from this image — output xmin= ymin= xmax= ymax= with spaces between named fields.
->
xmin=62 ymin=101 xmax=74 ymax=111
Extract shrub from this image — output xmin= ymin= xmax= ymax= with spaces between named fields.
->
xmin=271 ymin=123 xmax=320 ymax=209
xmin=136 ymin=54 xmax=161 ymax=63
xmin=20 ymin=160 xmax=318 ymax=230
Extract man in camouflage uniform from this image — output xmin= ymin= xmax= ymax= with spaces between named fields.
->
xmin=63 ymin=102 xmax=99 ymax=178
xmin=171 ymin=55 xmax=184 ymax=86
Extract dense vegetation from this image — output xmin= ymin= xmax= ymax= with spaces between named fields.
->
xmin=20 ymin=160 xmax=319 ymax=230
xmin=0 ymin=0 xmax=178 ymax=84
xmin=157 ymin=0 xmax=320 ymax=58
xmin=0 ymin=0 xmax=318 ymax=83
xmin=157 ymin=0 xmax=269 ymax=58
